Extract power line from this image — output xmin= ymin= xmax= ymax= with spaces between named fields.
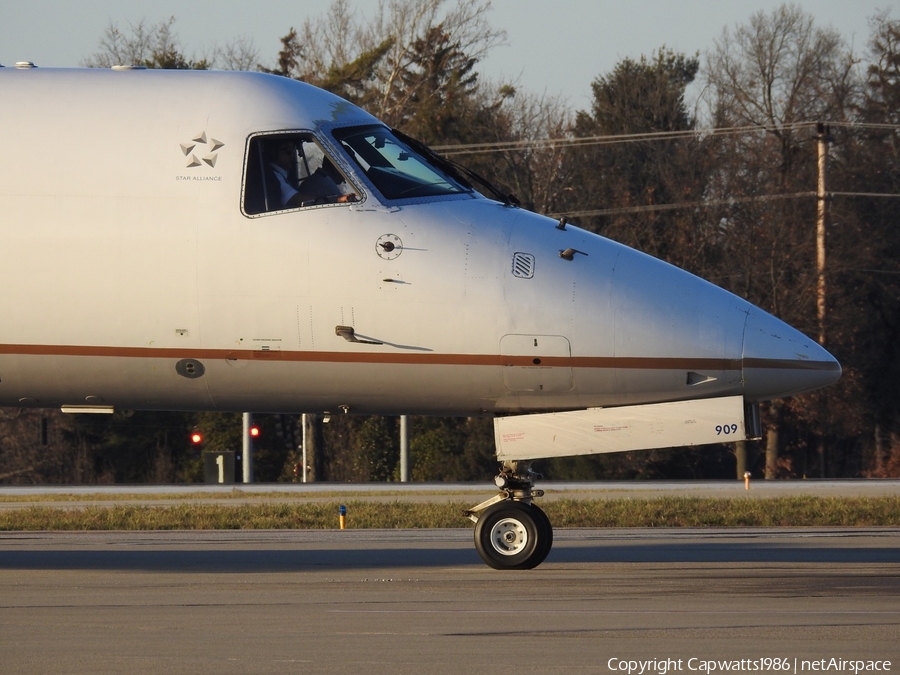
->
xmin=546 ymin=191 xmax=900 ymax=220
xmin=434 ymin=120 xmax=900 ymax=217
xmin=829 ymin=191 xmax=900 ymax=199
xmin=431 ymin=121 xmax=900 ymax=157
xmin=844 ymin=268 xmax=900 ymax=276
xmin=548 ymin=193 xmax=814 ymax=219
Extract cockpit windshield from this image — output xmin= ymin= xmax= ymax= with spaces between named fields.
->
xmin=333 ymin=126 xmax=471 ymax=200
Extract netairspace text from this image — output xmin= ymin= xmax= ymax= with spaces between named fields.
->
xmin=607 ymin=658 xmax=892 ymax=675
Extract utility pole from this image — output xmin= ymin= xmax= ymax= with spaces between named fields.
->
xmin=242 ymin=412 xmax=253 ymax=483
xmin=816 ymin=122 xmax=831 ymax=347
xmin=815 ymin=122 xmax=832 ymax=478
xmin=400 ymin=415 xmax=409 ymax=482
xmin=301 ymin=413 xmax=308 ymax=483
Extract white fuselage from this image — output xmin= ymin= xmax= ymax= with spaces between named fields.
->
xmin=0 ymin=68 xmax=840 ymax=415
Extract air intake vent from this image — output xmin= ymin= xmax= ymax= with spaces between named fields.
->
xmin=512 ymin=252 xmax=535 ymax=279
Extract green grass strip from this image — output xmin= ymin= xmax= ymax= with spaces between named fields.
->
xmin=1 ymin=496 xmax=899 ymax=531
xmin=0 ymin=490 xmax=479 ymax=503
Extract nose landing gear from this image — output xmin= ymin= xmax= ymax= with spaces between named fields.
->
xmin=465 ymin=461 xmax=553 ymax=570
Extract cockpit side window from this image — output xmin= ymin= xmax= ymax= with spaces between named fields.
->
xmin=243 ymin=133 xmax=359 ymax=215
xmin=333 ymin=126 xmax=470 ymax=200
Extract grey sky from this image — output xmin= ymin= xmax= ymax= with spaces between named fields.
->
xmin=0 ymin=0 xmax=894 ymax=110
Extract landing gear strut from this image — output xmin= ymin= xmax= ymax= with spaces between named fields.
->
xmin=465 ymin=461 xmax=552 ymax=570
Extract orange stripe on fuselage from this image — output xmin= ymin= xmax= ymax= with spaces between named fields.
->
xmin=0 ymin=343 xmax=839 ymax=372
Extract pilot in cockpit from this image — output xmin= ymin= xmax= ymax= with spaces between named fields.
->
xmin=267 ymin=138 xmax=357 ymax=209
xmin=267 ymin=140 xmax=303 ymax=208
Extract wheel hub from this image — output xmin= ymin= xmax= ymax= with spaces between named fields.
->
xmin=490 ymin=517 xmax=528 ymax=555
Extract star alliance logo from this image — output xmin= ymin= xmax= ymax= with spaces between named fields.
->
xmin=180 ymin=132 xmax=224 ymax=168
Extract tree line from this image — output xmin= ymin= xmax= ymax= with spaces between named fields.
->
xmin=2 ymin=0 xmax=900 ymax=484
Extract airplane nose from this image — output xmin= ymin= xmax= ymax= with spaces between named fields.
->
xmin=741 ymin=306 xmax=841 ymax=400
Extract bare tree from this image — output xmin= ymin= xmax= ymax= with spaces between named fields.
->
xmin=83 ymin=17 xmax=210 ymax=69
xmin=703 ymin=4 xmax=864 ymax=477
xmin=702 ymin=4 xmax=858 ymax=324
xmin=704 ymin=3 xmax=857 ymax=176
xmin=213 ymin=35 xmax=260 ymax=72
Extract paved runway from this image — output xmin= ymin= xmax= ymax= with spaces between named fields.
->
xmin=1 ymin=528 xmax=898 ymax=675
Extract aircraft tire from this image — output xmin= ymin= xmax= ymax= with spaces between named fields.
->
xmin=474 ymin=501 xmax=552 ymax=570
xmin=530 ymin=503 xmax=554 ymax=566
